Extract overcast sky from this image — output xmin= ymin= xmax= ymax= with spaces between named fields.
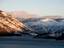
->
xmin=0 ymin=0 xmax=64 ymax=16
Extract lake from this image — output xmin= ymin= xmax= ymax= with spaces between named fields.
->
xmin=0 ymin=36 xmax=64 ymax=48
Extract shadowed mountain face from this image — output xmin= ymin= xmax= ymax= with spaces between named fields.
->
xmin=0 ymin=10 xmax=28 ymax=35
xmin=20 ymin=16 xmax=64 ymax=39
xmin=22 ymin=16 xmax=64 ymax=34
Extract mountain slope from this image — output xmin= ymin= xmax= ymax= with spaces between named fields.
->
xmin=0 ymin=10 xmax=28 ymax=35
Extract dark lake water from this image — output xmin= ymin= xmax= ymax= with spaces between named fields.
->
xmin=0 ymin=36 xmax=64 ymax=48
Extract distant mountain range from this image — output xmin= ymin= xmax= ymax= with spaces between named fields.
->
xmin=0 ymin=10 xmax=64 ymax=40
xmin=7 ymin=11 xmax=64 ymax=21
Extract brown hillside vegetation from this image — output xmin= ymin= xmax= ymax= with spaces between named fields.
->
xmin=0 ymin=10 xmax=27 ymax=35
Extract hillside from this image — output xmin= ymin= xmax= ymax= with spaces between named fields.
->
xmin=0 ymin=10 xmax=28 ymax=35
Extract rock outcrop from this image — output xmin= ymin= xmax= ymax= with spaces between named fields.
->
xmin=0 ymin=10 xmax=27 ymax=35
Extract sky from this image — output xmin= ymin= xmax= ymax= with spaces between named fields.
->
xmin=0 ymin=0 xmax=64 ymax=16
